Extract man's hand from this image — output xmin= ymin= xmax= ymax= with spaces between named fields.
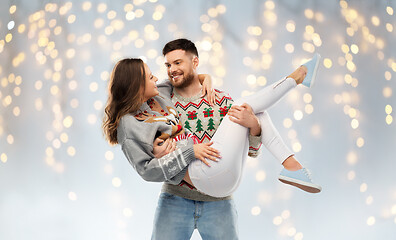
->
xmin=227 ymin=103 xmax=261 ymax=136
xmin=193 ymin=142 xmax=221 ymax=167
xmin=153 ymin=138 xmax=177 ymax=159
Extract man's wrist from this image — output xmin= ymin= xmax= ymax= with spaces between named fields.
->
xmin=249 ymin=117 xmax=261 ymax=136
xmin=249 ymin=125 xmax=261 ymax=136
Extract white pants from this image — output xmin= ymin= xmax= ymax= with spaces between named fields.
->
xmin=188 ymin=77 xmax=296 ymax=197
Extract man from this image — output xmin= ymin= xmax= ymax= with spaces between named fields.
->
xmin=152 ymin=38 xmax=322 ymax=239
xmin=151 ymin=39 xmax=263 ymax=240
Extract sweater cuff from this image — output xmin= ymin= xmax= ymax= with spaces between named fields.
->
xmin=248 ymin=134 xmax=262 ymax=158
xmin=178 ymin=139 xmax=195 ymax=166
xmin=176 ymin=137 xmax=195 ymax=168
xmin=167 ymin=166 xmax=189 ymax=185
xmin=167 ymin=138 xmax=195 ymax=185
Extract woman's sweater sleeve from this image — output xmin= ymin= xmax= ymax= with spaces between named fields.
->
xmin=121 ymin=137 xmax=195 ymax=185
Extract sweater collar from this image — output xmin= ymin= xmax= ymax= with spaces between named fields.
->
xmin=136 ymin=99 xmax=151 ymax=113
xmin=172 ymin=89 xmax=203 ymax=102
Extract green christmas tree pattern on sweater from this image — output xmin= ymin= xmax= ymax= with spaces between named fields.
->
xmin=172 ymin=89 xmax=234 ymax=143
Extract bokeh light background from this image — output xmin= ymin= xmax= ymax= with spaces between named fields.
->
xmin=1 ymin=0 xmax=396 ymax=239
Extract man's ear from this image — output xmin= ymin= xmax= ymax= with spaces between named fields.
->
xmin=192 ymin=56 xmax=199 ymax=69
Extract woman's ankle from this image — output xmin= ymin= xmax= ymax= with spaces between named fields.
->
xmin=282 ymin=156 xmax=303 ymax=171
xmin=288 ymin=66 xmax=307 ymax=85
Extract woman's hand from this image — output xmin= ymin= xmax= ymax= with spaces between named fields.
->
xmin=152 ymin=138 xmax=177 ymax=159
xmin=227 ymin=103 xmax=261 ymax=136
xmin=193 ymin=142 xmax=221 ymax=167
xmin=198 ymin=74 xmax=219 ymax=106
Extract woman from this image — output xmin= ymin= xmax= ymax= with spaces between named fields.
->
xmin=103 ymin=55 xmax=321 ymax=198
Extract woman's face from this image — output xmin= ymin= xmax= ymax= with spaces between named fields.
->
xmin=142 ymin=63 xmax=159 ymax=102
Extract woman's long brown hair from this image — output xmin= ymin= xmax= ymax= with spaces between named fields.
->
xmin=103 ymin=58 xmax=146 ymax=145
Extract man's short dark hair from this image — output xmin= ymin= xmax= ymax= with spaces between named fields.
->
xmin=162 ymin=38 xmax=199 ymax=58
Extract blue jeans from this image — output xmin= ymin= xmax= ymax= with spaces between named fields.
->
xmin=151 ymin=192 xmax=239 ymax=240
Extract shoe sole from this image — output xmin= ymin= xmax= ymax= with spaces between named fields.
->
xmin=309 ymin=54 xmax=321 ymax=87
xmin=278 ymin=176 xmax=322 ymax=193
xmin=302 ymin=54 xmax=321 ymax=87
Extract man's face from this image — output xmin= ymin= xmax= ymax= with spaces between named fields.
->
xmin=164 ymin=49 xmax=198 ymax=88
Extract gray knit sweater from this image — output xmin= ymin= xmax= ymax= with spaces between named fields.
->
xmin=117 ymin=94 xmax=195 ymax=185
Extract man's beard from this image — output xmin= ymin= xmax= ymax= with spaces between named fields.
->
xmin=171 ymin=72 xmax=195 ymax=89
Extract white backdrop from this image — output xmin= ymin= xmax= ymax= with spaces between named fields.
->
xmin=0 ymin=0 xmax=395 ymax=239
